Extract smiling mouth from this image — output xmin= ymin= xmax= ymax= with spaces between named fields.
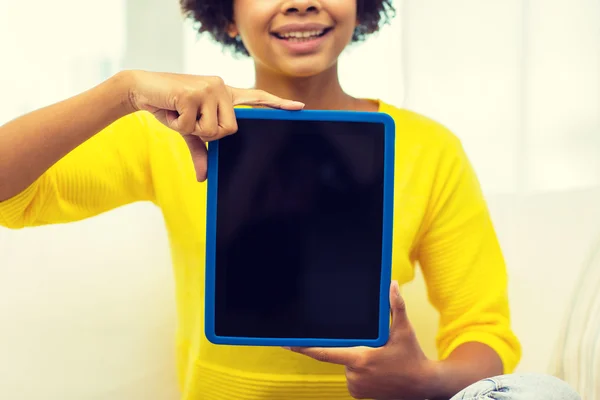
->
xmin=271 ymin=28 xmax=333 ymax=42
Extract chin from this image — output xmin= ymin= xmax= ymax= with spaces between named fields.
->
xmin=278 ymin=58 xmax=338 ymax=79
xmin=283 ymin=67 xmax=327 ymax=78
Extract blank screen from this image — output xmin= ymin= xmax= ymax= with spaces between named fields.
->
xmin=214 ymin=118 xmax=385 ymax=340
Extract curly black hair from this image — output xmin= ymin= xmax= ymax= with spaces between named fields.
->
xmin=180 ymin=0 xmax=396 ymax=56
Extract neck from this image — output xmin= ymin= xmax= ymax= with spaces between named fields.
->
xmin=253 ymin=63 xmax=356 ymax=110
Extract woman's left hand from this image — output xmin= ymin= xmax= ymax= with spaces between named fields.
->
xmin=285 ymin=281 xmax=439 ymax=400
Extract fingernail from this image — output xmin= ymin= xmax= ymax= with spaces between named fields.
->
xmin=282 ymin=347 xmax=291 ymax=350
xmin=392 ymin=280 xmax=401 ymax=297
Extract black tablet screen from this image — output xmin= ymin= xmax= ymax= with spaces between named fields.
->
xmin=214 ymin=118 xmax=386 ymax=340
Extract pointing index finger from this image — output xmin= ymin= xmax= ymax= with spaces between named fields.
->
xmin=230 ymin=87 xmax=305 ymax=110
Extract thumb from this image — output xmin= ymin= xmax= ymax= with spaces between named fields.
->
xmin=182 ymin=135 xmax=208 ymax=181
xmin=389 ymin=280 xmax=409 ymax=337
xmin=230 ymin=87 xmax=305 ymax=110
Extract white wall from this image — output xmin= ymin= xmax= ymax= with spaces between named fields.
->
xmin=1 ymin=0 xmax=600 ymax=398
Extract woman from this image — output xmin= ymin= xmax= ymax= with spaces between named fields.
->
xmin=0 ymin=0 xmax=580 ymax=398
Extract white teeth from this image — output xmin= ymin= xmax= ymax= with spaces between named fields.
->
xmin=279 ymin=30 xmax=324 ymax=39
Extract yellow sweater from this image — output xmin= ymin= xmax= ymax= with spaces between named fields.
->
xmin=0 ymin=101 xmax=520 ymax=399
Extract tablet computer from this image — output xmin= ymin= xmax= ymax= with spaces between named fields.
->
xmin=204 ymin=108 xmax=395 ymax=348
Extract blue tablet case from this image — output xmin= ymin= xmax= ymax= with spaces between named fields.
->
xmin=205 ymin=108 xmax=395 ymax=347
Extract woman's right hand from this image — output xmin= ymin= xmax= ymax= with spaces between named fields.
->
xmin=126 ymin=70 xmax=305 ymax=181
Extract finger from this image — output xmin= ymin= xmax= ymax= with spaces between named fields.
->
xmin=389 ymin=280 xmax=409 ymax=336
xmin=196 ymin=100 xmax=219 ymax=140
xmin=150 ymin=109 xmax=179 ymax=130
xmin=230 ymin=87 xmax=305 ymax=110
xmin=171 ymin=103 xmax=198 ymax=135
xmin=286 ymin=346 xmax=363 ymax=366
xmin=216 ymin=98 xmax=238 ymax=137
xmin=182 ymin=135 xmax=208 ymax=181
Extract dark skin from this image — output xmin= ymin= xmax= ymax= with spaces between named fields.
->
xmin=224 ymin=0 xmax=505 ymax=398
xmin=432 ymin=343 xmax=504 ymax=400
xmin=254 ymin=61 xmax=378 ymax=112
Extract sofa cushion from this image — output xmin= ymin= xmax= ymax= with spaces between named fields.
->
xmin=551 ymin=235 xmax=600 ymax=399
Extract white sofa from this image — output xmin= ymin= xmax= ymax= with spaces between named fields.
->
xmin=1 ymin=187 xmax=599 ymax=399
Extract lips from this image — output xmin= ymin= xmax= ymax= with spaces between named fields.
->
xmin=273 ymin=28 xmax=331 ymax=41
xmin=271 ymin=23 xmax=333 ymax=42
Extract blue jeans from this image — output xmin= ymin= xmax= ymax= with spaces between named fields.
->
xmin=449 ymin=373 xmax=581 ymax=400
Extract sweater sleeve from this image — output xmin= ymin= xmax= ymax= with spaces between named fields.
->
xmin=417 ymin=134 xmax=522 ymax=374
xmin=0 ymin=111 xmax=156 ymax=229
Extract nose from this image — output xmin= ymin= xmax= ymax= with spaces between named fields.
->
xmin=281 ymin=0 xmax=321 ymax=15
